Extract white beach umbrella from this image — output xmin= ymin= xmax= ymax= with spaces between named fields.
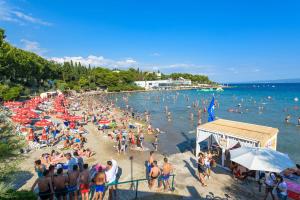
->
xmin=229 ymin=147 xmax=295 ymax=173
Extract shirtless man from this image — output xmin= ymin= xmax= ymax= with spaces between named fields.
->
xmin=159 ymin=157 xmax=173 ymax=191
xmin=68 ymin=165 xmax=80 ymax=200
xmin=79 ymin=164 xmax=90 ymax=200
xmin=149 ymin=160 xmax=161 ymax=190
xmin=31 ymin=170 xmax=54 ymax=200
xmin=53 ymin=168 xmax=68 ymax=200
xmin=93 ymin=171 xmax=106 ymax=200
xmin=148 ymin=151 xmax=154 ymax=174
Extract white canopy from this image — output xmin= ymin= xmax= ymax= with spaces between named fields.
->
xmin=230 ymin=147 xmax=295 ymax=173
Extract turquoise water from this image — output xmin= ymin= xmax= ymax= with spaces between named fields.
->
xmin=110 ymin=83 xmax=300 ymax=163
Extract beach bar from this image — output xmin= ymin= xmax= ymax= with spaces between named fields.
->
xmin=196 ymin=119 xmax=279 ymax=168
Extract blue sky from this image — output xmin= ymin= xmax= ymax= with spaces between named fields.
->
xmin=1 ymin=0 xmax=300 ymax=82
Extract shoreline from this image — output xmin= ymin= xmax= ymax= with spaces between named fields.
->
xmin=12 ymin=91 xmax=266 ymax=199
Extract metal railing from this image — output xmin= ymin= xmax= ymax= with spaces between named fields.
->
xmin=105 ymin=174 xmax=176 ymax=199
xmin=36 ymin=174 xmax=176 ymax=200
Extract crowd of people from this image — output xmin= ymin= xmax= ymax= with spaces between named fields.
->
xmin=28 ymin=93 xmax=164 ymax=200
xmin=147 ymin=151 xmax=174 ymax=192
xmin=32 ymin=154 xmax=119 ymax=200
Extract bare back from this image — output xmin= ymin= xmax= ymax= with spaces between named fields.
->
xmin=37 ymin=177 xmax=51 ymax=192
xmin=95 ymin=172 xmax=106 ymax=185
xmin=53 ymin=175 xmax=67 ymax=189
xmin=79 ymin=170 xmax=90 ymax=184
xmin=68 ymin=171 xmax=80 ymax=186
xmin=150 ymin=166 xmax=160 ymax=178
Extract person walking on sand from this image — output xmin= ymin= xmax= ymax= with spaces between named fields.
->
xmin=149 ymin=160 xmax=161 ymax=190
xmin=79 ymin=164 xmax=90 ymax=200
xmin=159 ymin=157 xmax=173 ymax=191
xmin=138 ymin=130 xmax=144 ymax=150
xmin=197 ymin=153 xmax=207 ymax=187
xmin=263 ymin=172 xmax=276 ymax=200
xmin=153 ymin=135 xmax=159 ymax=151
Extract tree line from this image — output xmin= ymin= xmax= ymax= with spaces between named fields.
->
xmin=0 ymin=28 xmax=214 ymax=101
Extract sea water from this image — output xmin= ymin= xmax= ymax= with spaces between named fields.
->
xmin=111 ymin=83 xmax=300 ymax=163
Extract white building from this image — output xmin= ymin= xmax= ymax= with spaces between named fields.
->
xmin=135 ymin=77 xmax=191 ymax=90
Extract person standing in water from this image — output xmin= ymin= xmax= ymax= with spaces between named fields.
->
xmin=285 ymin=114 xmax=291 ymax=123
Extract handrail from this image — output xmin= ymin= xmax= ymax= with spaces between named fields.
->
xmin=104 ymin=174 xmax=176 ymax=199
xmin=36 ymin=174 xmax=176 ymax=199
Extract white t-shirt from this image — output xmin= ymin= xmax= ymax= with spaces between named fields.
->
xmin=67 ymin=157 xmax=78 ymax=171
xmin=105 ymin=159 xmax=118 ymax=184
xmin=265 ymin=173 xmax=276 ymax=187
xmin=278 ymin=181 xmax=288 ymax=196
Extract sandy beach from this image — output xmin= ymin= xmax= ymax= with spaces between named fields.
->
xmin=10 ymin=92 xmax=269 ymax=200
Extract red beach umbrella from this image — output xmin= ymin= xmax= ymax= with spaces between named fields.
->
xmin=68 ymin=115 xmax=82 ymax=122
xmin=35 ymin=119 xmax=53 ymax=127
xmin=26 ymin=111 xmax=39 ymax=119
xmin=55 ymin=114 xmax=70 ymax=120
xmin=99 ymin=120 xmax=110 ymax=124
xmin=19 ymin=118 xmax=32 ymax=124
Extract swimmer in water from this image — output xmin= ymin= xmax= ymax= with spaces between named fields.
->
xmin=285 ymin=114 xmax=291 ymax=123
xmin=190 ymin=112 xmax=194 ymax=121
xmin=198 ymin=118 xmax=202 ymax=126
xmin=298 ymin=117 xmax=300 ymax=126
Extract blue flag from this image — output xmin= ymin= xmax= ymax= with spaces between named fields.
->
xmin=208 ymin=96 xmax=215 ymax=122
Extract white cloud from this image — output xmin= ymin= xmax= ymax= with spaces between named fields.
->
xmin=49 ymin=55 xmax=138 ymax=68
xmin=150 ymin=52 xmax=160 ymax=57
xmin=49 ymin=54 xmax=217 ymax=78
xmin=0 ymin=0 xmax=52 ymax=26
xmin=20 ymin=39 xmax=47 ymax=55
xmin=227 ymin=67 xmax=238 ymax=74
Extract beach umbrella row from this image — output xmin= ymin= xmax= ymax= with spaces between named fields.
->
xmin=55 ymin=114 xmax=82 ymax=121
xmin=35 ymin=119 xmax=53 ymax=127
xmin=11 ymin=116 xmax=32 ymax=124
xmin=4 ymin=101 xmax=23 ymax=108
